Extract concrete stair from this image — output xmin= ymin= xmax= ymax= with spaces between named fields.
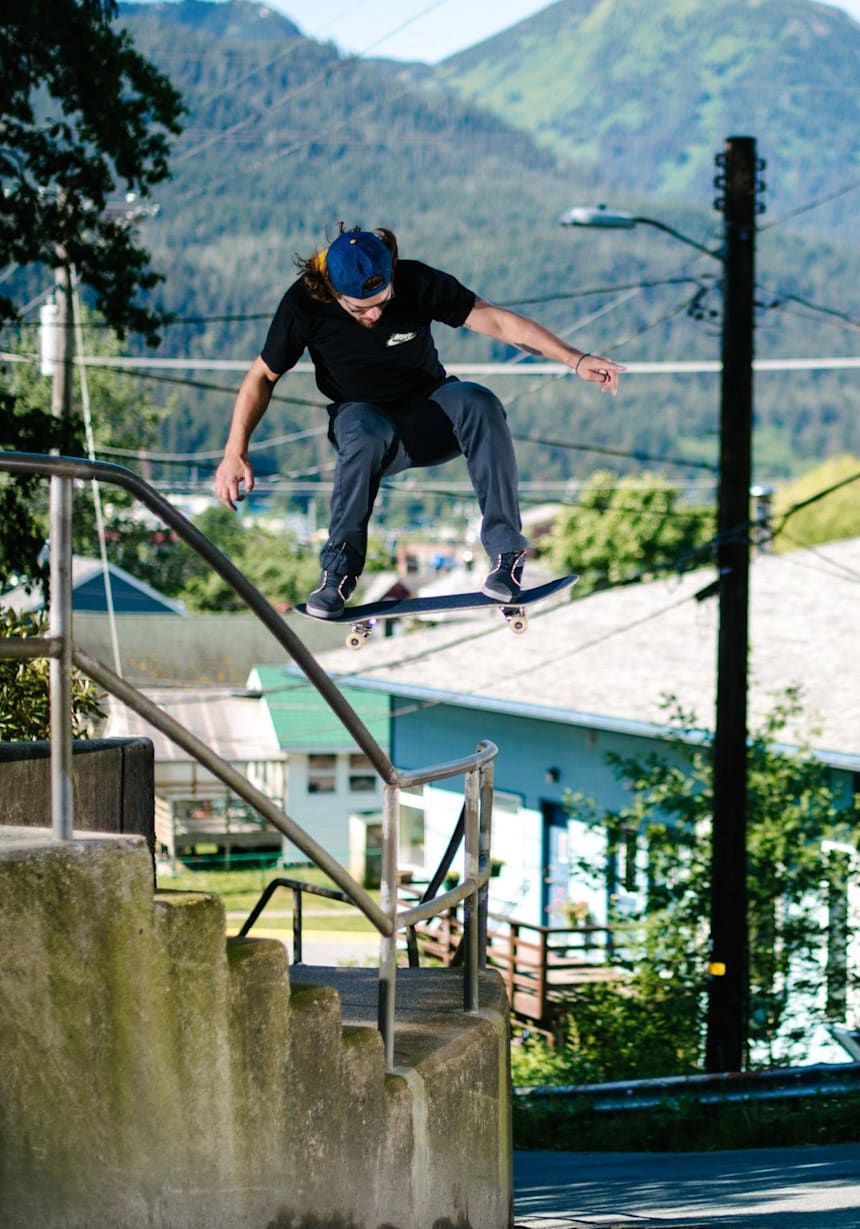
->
xmin=0 ymin=828 xmax=512 ymax=1229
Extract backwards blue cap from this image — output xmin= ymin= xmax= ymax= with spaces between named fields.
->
xmin=325 ymin=231 xmax=393 ymax=299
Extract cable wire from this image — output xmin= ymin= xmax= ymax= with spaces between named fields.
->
xmin=759 ymin=177 xmax=860 ymax=232
xmin=768 ymin=294 xmax=860 ymax=335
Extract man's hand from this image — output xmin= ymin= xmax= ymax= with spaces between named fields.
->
xmin=213 ymin=357 xmax=278 ymax=510
xmin=464 ymin=301 xmax=625 ymax=395
xmin=572 ymin=352 xmax=625 ymax=396
xmin=214 ymin=450 xmax=255 ymax=512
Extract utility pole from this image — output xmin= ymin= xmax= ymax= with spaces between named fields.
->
xmin=706 ymin=135 xmax=763 ymax=1072
xmin=51 ymin=259 xmax=73 ymax=426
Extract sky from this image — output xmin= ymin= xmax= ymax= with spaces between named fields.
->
xmin=257 ymin=0 xmax=860 ymax=62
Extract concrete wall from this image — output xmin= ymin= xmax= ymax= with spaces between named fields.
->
xmin=0 ymin=827 xmax=512 ymax=1229
xmin=0 ymin=738 xmax=155 ymax=858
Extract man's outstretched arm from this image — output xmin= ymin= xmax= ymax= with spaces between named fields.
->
xmin=464 ymin=299 xmax=625 ymax=395
xmin=214 ymin=356 xmax=280 ymax=511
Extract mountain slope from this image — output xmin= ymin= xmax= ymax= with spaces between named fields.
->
xmin=120 ymin=0 xmax=609 ymax=304
xmin=434 ymin=0 xmax=860 ymax=240
xmin=104 ymin=1 xmax=860 ymax=485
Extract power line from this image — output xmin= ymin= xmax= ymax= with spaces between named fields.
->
xmin=768 ymin=294 xmax=860 ymax=335
xmin=12 ymin=348 xmax=860 ymax=377
xmin=168 ymin=36 xmax=446 ymax=206
xmin=0 ymin=351 xmax=328 ymax=409
xmin=511 ymin=432 xmax=717 ymax=473
xmin=43 ymin=276 xmax=702 ymax=328
xmin=67 ymin=355 xmax=860 ymax=375
xmin=4 ymin=351 xmax=851 ymax=480
xmin=759 ymin=176 xmax=860 ymax=232
xmin=97 ymin=425 xmax=328 ymax=463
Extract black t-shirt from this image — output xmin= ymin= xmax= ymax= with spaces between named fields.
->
xmin=260 ymin=259 xmax=477 ymax=408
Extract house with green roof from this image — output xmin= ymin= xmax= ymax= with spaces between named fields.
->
xmin=249 ymin=664 xmax=390 ymax=869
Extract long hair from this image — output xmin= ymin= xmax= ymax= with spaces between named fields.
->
xmin=295 ymin=224 xmax=398 ymax=301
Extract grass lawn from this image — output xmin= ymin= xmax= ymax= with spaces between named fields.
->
xmin=156 ymin=862 xmax=381 ymax=935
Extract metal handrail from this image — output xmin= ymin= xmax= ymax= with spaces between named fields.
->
xmin=236 ymin=876 xmax=353 ymax=961
xmin=0 ymin=451 xmax=396 ymax=779
xmin=515 ymin=1061 xmax=860 ymax=1110
xmin=0 ymin=451 xmax=498 ymax=1065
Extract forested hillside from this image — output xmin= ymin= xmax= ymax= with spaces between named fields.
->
xmin=435 ymin=0 xmax=860 ymax=243
xmin=101 ymin=0 xmax=860 ymax=490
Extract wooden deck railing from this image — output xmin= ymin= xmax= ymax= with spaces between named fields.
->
xmin=403 ymin=897 xmax=628 ymax=1032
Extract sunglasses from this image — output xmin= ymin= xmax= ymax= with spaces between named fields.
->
xmin=337 ymin=286 xmax=396 ymax=316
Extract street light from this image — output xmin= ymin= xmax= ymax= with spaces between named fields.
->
xmin=559 ymin=205 xmax=723 ymax=260
xmin=561 ymin=137 xmax=763 ymax=1073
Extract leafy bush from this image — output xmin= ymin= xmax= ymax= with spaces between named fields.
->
xmin=511 ymin=974 xmax=702 ymax=1090
xmin=0 ymin=607 xmax=104 ymax=740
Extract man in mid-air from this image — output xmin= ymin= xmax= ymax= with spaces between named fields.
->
xmin=215 ymin=225 xmax=623 ymax=617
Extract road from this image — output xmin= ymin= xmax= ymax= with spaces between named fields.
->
xmin=513 ymin=1143 xmax=860 ymax=1226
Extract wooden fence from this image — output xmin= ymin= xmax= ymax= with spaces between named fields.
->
xmin=406 ymin=903 xmax=628 ymax=1034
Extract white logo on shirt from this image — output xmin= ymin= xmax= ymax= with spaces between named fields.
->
xmin=386 ymin=332 xmax=417 ymax=347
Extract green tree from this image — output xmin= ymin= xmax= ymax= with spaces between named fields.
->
xmin=0 ymin=0 xmax=183 ymax=590
xmin=0 ymin=309 xmax=171 ymax=591
xmin=127 ymin=506 xmax=320 ymax=611
xmin=541 ymin=470 xmax=715 ymax=594
xmin=178 ymin=508 xmax=320 ymax=612
xmin=544 ymin=690 xmax=856 ymax=1079
xmin=772 ymin=455 xmax=860 ymax=552
xmin=0 ymin=0 xmax=183 ymax=339
xmin=0 ymin=390 xmax=66 ymax=593
xmin=0 ymin=606 xmax=104 ymax=739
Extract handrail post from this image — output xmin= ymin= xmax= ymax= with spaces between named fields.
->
xmin=463 ymin=765 xmax=480 ymax=1012
xmin=477 ymin=755 xmax=494 ymax=969
xmin=507 ymin=923 xmax=517 ymax=1002
xmin=293 ymin=888 xmax=303 ymax=964
xmin=378 ymin=782 xmax=399 ymax=1067
xmin=537 ymin=927 xmax=549 ymax=1024
xmin=49 ymin=474 xmax=74 ymax=840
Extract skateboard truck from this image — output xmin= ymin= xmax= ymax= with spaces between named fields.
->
xmin=346 ymin=619 xmax=376 ymax=650
xmin=345 ymin=605 xmax=528 ymax=650
xmin=501 ymin=605 xmax=528 ymax=635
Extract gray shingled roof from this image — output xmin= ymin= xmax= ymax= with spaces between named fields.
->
xmin=313 ymin=538 xmax=860 ymax=767
xmin=104 ymin=689 xmax=281 ymax=764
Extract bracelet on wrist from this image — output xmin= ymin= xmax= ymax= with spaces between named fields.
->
xmin=574 ymin=352 xmax=591 ymax=375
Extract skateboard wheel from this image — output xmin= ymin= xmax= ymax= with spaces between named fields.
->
xmin=510 ymin=614 xmax=528 ymax=634
xmin=346 ymin=632 xmax=365 ymax=650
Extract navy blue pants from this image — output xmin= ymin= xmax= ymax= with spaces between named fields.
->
xmin=322 ymin=379 xmax=527 ymax=573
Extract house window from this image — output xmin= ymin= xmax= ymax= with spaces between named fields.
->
xmin=307 ymin=754 xmax=337 ymax=794
xmin=400 ymin=804 xmax=425 ymax=866
xmin=493 ymin=790 xmax=523 ymax=815
xmin=349 ymin=753 xmax=377 ymax=794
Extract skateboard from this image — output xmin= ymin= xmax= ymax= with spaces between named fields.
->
xmin=297 ymin=574 xmax=579 ymax=650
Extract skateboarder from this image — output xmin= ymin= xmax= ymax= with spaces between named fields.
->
xmin=214 ymin=225 xmax=623 ymax=618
